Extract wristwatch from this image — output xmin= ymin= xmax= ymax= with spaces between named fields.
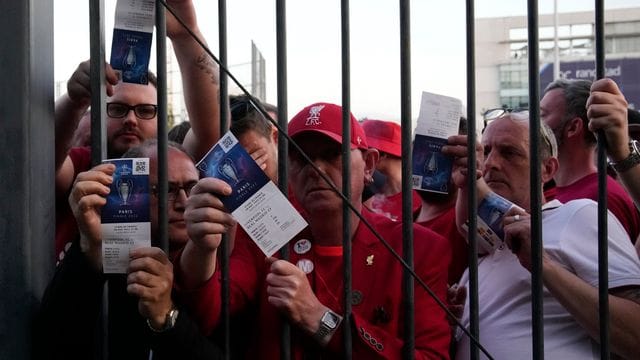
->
xmin=314 ymin=310 xmax=343 ymax=344
xmin=147 ymin=308 xmax=179 ymax=333
xmin=609 ymin=140 xmax=640 ymax=173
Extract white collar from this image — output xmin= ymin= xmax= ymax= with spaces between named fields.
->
xmin=542 ymin=199 xmax=563 ymax=211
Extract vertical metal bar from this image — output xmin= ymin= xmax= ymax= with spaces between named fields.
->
xmin=275 ymin=1 xmax=291 ymax=358
xmin=252 ymin=41 xmax=258 ymax=99
xmin=89 ymin=0 xmax=107 ymax=166
xmin=594 ymin=1 xmax=610 ymax=358
xmin=465 ymin=1 xmax=480 ymax=358
xmin=0 ymin=0 xmax=54 ymax=358
xmin=553 ymin=0 xmax=560 ymax=80
xmin=89 ymin=1 xmax=108 ymax=359
xmin=218 ymin=0 xmax=231 ymax=357
xmin=156 ymin=0 xmax=169 ymax=255
xmin=398 ymin=0 xmax=414 ymax=358
xmin=527 ymin=1 xmax=544 ymax=359
xmin=340 ymin=0 xmax=353 ymax=358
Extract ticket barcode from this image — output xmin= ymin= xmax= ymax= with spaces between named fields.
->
xmin=220 ymin=132 xmax=238 ymax=152
xmin=133 ymin=159 xmax=149 ymax=175
xmin=412 ymin=175 xmax=422 ymax=188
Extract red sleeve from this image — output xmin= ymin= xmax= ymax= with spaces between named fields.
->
xmin=69 ymin=147 xmax=92 ymax=178
xmin=412 ymin=228 xmax=452 ymax=359
xmin=175 ymin=230 xmax=265 ymax=335
xmin=606 ymin=177 xmax=640 ymax=243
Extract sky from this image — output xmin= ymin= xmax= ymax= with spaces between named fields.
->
xmin=54 ymin=0 xmax=640 ymax=122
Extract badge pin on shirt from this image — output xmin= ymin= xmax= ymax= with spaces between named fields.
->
xmin=366 ymin=254 xmax=374 ymax=266
xmin=294 ymin=239 xmax=312 ymax=255
xmin=296 ymin=259 xmax=314 ymax=274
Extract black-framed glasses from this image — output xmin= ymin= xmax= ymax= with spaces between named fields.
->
xmin=151 ymin=182 xmax=197 ymax=201
xmin=107 ymin=102 xmax=158 ymax=120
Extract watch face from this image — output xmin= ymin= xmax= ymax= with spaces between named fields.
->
xmin=322 ymin=312 xmax=338 ymax=329
xmin=167 ymin=309 xmax=179 ymax=329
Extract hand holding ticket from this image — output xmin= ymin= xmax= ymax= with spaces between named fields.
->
xmin=196 ymin=132 xmax=307 ymax=257
xmin=101 ymin=158 xmax=151 ymax=273
xmin=413 ymin=91 xmax=463 ymax=194
xmin=463 ymin=192 xmax=518 ymax=254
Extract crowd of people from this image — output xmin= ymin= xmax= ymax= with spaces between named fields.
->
xmin=35 ymin=1 xmax=640 ymax=358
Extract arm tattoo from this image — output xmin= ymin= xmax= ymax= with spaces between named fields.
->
xmin=195 ymin=52 xmax=219 ymax=85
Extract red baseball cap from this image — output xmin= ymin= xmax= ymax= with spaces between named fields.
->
xmin=361 ymin=119 xmax=401 ymax=157
xmin=289 ymin=103 xmax=369 ymax=150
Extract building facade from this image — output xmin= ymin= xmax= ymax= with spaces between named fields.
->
xmin=476 ymin=7 xmax=640 ymax=117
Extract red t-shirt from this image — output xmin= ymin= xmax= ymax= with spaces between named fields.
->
xmin=55 ymin=147 xmax=92 ymax=264
xmin=177 ymin=209 xmax=452 ymax=359
xmin=555 ymin=173 xmax=640 ymax=243
xmin=416 ymin=207 xmax=468 ymax=285
xmin=368 ymin=190 xmax=422 ymax=222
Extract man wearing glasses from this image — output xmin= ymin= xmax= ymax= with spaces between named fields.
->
xmin=53 ymin=0 xmax=222 ymax=261
xmin=38 ymin=140 xmax=224 ymax=359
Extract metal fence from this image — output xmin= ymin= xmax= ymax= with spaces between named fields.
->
xmin=0 ymin=0 xmax=613 ymax=359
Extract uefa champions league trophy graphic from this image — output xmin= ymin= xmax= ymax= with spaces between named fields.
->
xmin=488 ymin=208 xmax=503 ymax=226
xmin=117 ymin=178 xmax=134 ymax=205
xmin=124 ymin=45 xmax=136 ymax=69
xmin=219 ymin=157 xmax=240 ymax=185
xmin=424 ymin=152 xmax=438 ymax=176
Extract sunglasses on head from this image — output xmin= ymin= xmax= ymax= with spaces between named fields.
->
xmin=483 ymin=107 xmax=529 ymax=127
xmin=230 ymin=96 xmax=267 ymax=122
xmin=482 ymin=107 xmax=557 ymax=158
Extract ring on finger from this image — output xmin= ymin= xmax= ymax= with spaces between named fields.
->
xmin=514 ymin=214 xmax=520 ymax=221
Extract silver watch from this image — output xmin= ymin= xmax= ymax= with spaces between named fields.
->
xmin=610 ymin=140 xmax=640 ymax=173
xmin=314 ymin=310 xmax=342 ymax=344
xmin=147 ymin=308 xmax=179 ymax=333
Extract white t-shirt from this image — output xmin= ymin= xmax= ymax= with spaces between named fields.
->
xmin=455 ymin=199 xmax=640 ymax=360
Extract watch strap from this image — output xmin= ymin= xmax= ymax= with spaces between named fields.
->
xmin=313 ymin=310 xmax=342 ymax=345
xmin=147 ymin=308 xmax=179 ymax=333
xmin=610 ymin=140 xmax=640 ymax=173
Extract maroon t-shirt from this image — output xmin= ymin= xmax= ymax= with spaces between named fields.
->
xmin=416 ymin=207 xmax=469 ymax=284
xmin=555 ymin=173 xmax=640 ymax=243
xmin=55 ymin=147 xmax=92 ymax=263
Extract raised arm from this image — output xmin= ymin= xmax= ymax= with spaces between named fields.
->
xmin=587 ymin=78 xmax=640 ymax=208
xmin=165 ymin=0 xmax=223 ymax=160
xmin=441 ymin=134 xmax=488 ymax=237
xmin=55 ymin=61 xmax=118 ymax=195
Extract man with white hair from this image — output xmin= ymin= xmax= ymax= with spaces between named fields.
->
xmin=445 ymin=111 xmax=640 ymax=359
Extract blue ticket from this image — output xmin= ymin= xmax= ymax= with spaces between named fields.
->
xmin=197 ymin=132 xmax=307 ymax=256
xmin=110 ymin=0 xmax=155 ymax=84
xmin=110 ymin=29 xmax=153 ymax=84
xmin=465 ymin=192 xmax=515 ymax=254
xmin=412 ymin=91 xmax=462 ymax=194
xmin=412 ymin=134 xmax=453 ymax=194
xmin=101 ymin=158 xmax=151 ymax=273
